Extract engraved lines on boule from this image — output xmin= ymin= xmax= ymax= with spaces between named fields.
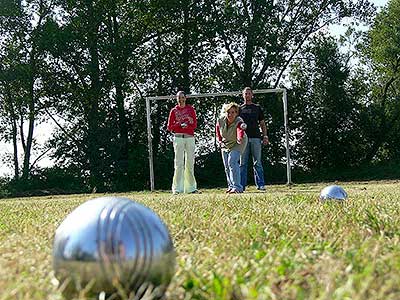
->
xmin=97 ymin=199 xmax=130 ymax=285
xmin=124 ymin=205 xmax=143 ymax=290
xmin=109 ymin=200 xmax=131 ymax=282
xmin=125 ymin=205 xmax=154 ymax=293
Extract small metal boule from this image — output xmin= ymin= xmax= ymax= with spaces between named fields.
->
xmin=319 ymin=185 xmax=348 ymax=202
xmin=52 ymin=197 xmax=175 ymax=299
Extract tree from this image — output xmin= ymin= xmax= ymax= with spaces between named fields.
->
xmin=360 ymin=0 xmax=400 ymax=162
xmin=0 ymin=0 xmax=55 ymax=182
xmin=207 ymin=0 xmax=375 ymax=89
xmin=38 ymin=0 xmax=188 ymax=191
xmin=290 ymin=34 xmax=365 ymax=171
xmin=136 ymin=0 xmax=223 ymax=188
xmin=0 ymin=59 xmax=23 ymax=180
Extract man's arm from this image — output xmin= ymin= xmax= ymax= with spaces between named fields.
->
xmin=259 ymin=119 xmax=269 ymax=145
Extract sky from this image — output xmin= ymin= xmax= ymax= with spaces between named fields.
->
xmin=330 ymin=0 xmax=388 ymax=36
xmin=0 ymin=0 xmax=390 ymax=177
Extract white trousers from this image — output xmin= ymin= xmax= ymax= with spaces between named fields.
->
xmin=172 ymin=136 xmax=197 ymax=193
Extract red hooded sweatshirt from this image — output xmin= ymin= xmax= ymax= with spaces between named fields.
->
xmin=167 ymin=104 xmax=197 ymax=136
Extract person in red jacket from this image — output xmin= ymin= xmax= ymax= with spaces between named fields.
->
xmin=216 ymin=102 xmax=248 ymax=193
xmin=167 ymin=91 xmax=199 ymax=194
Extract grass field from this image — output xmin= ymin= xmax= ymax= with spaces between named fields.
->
xmin=1 ymin=181 xmax=400 ymax=300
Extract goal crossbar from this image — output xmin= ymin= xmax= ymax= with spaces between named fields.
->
xmin=145 ymin=88 xmax=291 ymax=191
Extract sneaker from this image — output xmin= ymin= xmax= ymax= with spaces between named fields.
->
xmin=229 ymin=189 xmax=242 ymax=194
xmin=172 ymin=191 xmax=180 ymax=195
xmin=225 ymin=188 xmax=232 ymax=193
xmin=257 ymin=186 xmax=266 ymax=191
xmin=189 ymin=190 xmax=202 ymax=194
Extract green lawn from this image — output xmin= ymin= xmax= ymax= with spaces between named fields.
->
xmin=1 ymin=181 xmax=400 ymax=300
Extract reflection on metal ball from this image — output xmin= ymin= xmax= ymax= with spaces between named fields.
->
xmin=53 ymin=197 xmax=175 ymax=299
xmin=319 ymin=185 xmax=348 ymax=202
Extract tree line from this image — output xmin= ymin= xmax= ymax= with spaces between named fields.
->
xmin=0 ymin=0 xmax=399 ymax=196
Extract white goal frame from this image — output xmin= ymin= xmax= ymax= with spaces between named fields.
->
xmin=145 ymin=88 xmax=291 ymax=191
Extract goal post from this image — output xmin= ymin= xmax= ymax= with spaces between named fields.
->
xmin=145 ymin=88 xmax=292 ymax=191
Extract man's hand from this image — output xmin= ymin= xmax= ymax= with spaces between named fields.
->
xmin=263 ymin=135 xmax=269 ymax=145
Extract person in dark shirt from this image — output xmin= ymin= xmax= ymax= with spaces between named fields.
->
xmin=239 ymin=87 xmax=269 ymax=191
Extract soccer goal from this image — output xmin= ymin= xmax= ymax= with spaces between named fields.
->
xmin=145 ymin=88 xmax=291 ymax=191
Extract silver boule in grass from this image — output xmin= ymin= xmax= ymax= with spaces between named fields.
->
xmin=52 ymin=197 xmax=175 ymax=299
xmin=319 ymin=185 xmax=348 ymax=202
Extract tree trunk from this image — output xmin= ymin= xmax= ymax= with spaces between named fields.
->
xmin=243 ymin=29 xmax=255 ymax=86
xmin=242 ymin=3 xmax=262 ymax=87
xmin=110 ymin=15 xmax=129 ymax=183
xmin=180 ymin=1 xmax=191 ymax=92
xmin=153 ymin=35 xmax=163 ymax=158
xmin=86 ymin=0 xmax=103 ymax=192
xmin=22 ymin=55 xmax=36 ymax=181
xmin=363 ymin=76 xmax=396 ymax=163
xmin=10 ymin=101 xmax=19 ymax=181
xmin=4 ymin=89 xmax=19 ymax=180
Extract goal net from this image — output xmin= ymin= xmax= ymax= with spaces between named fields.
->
xmin=145 ymin=89 xmax=291 ymax=191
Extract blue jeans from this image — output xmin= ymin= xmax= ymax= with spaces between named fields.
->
xmin=221 ymin=150 xmax=243 ymax=192
xmin=240 ymin=138 xmax=265 ymax=190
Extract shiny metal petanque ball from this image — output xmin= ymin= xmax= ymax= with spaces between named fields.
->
xmin=53 ymin=197 xmax=175 ymax=299
xmin=319 ymin=185 xmax=348 ymax=202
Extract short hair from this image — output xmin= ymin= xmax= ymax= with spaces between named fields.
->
xmin=220 ymin=102 xmax=240 ymax=118
xmin=242 ymin=87 xmax=253 ymax=94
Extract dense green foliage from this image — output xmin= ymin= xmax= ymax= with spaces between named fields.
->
xmin=1 ymin=182 xmax=400 ymax=299
xmin=361 ymin=0 xmax=400 ymax=163
xmin=0 ymin=0 xmax=399 ymax=195
xmin=290 ymin=35 xmax=365 ymax=170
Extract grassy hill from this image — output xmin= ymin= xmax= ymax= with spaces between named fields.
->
xmin=1 ymin=181 xmax=400 ymax=299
